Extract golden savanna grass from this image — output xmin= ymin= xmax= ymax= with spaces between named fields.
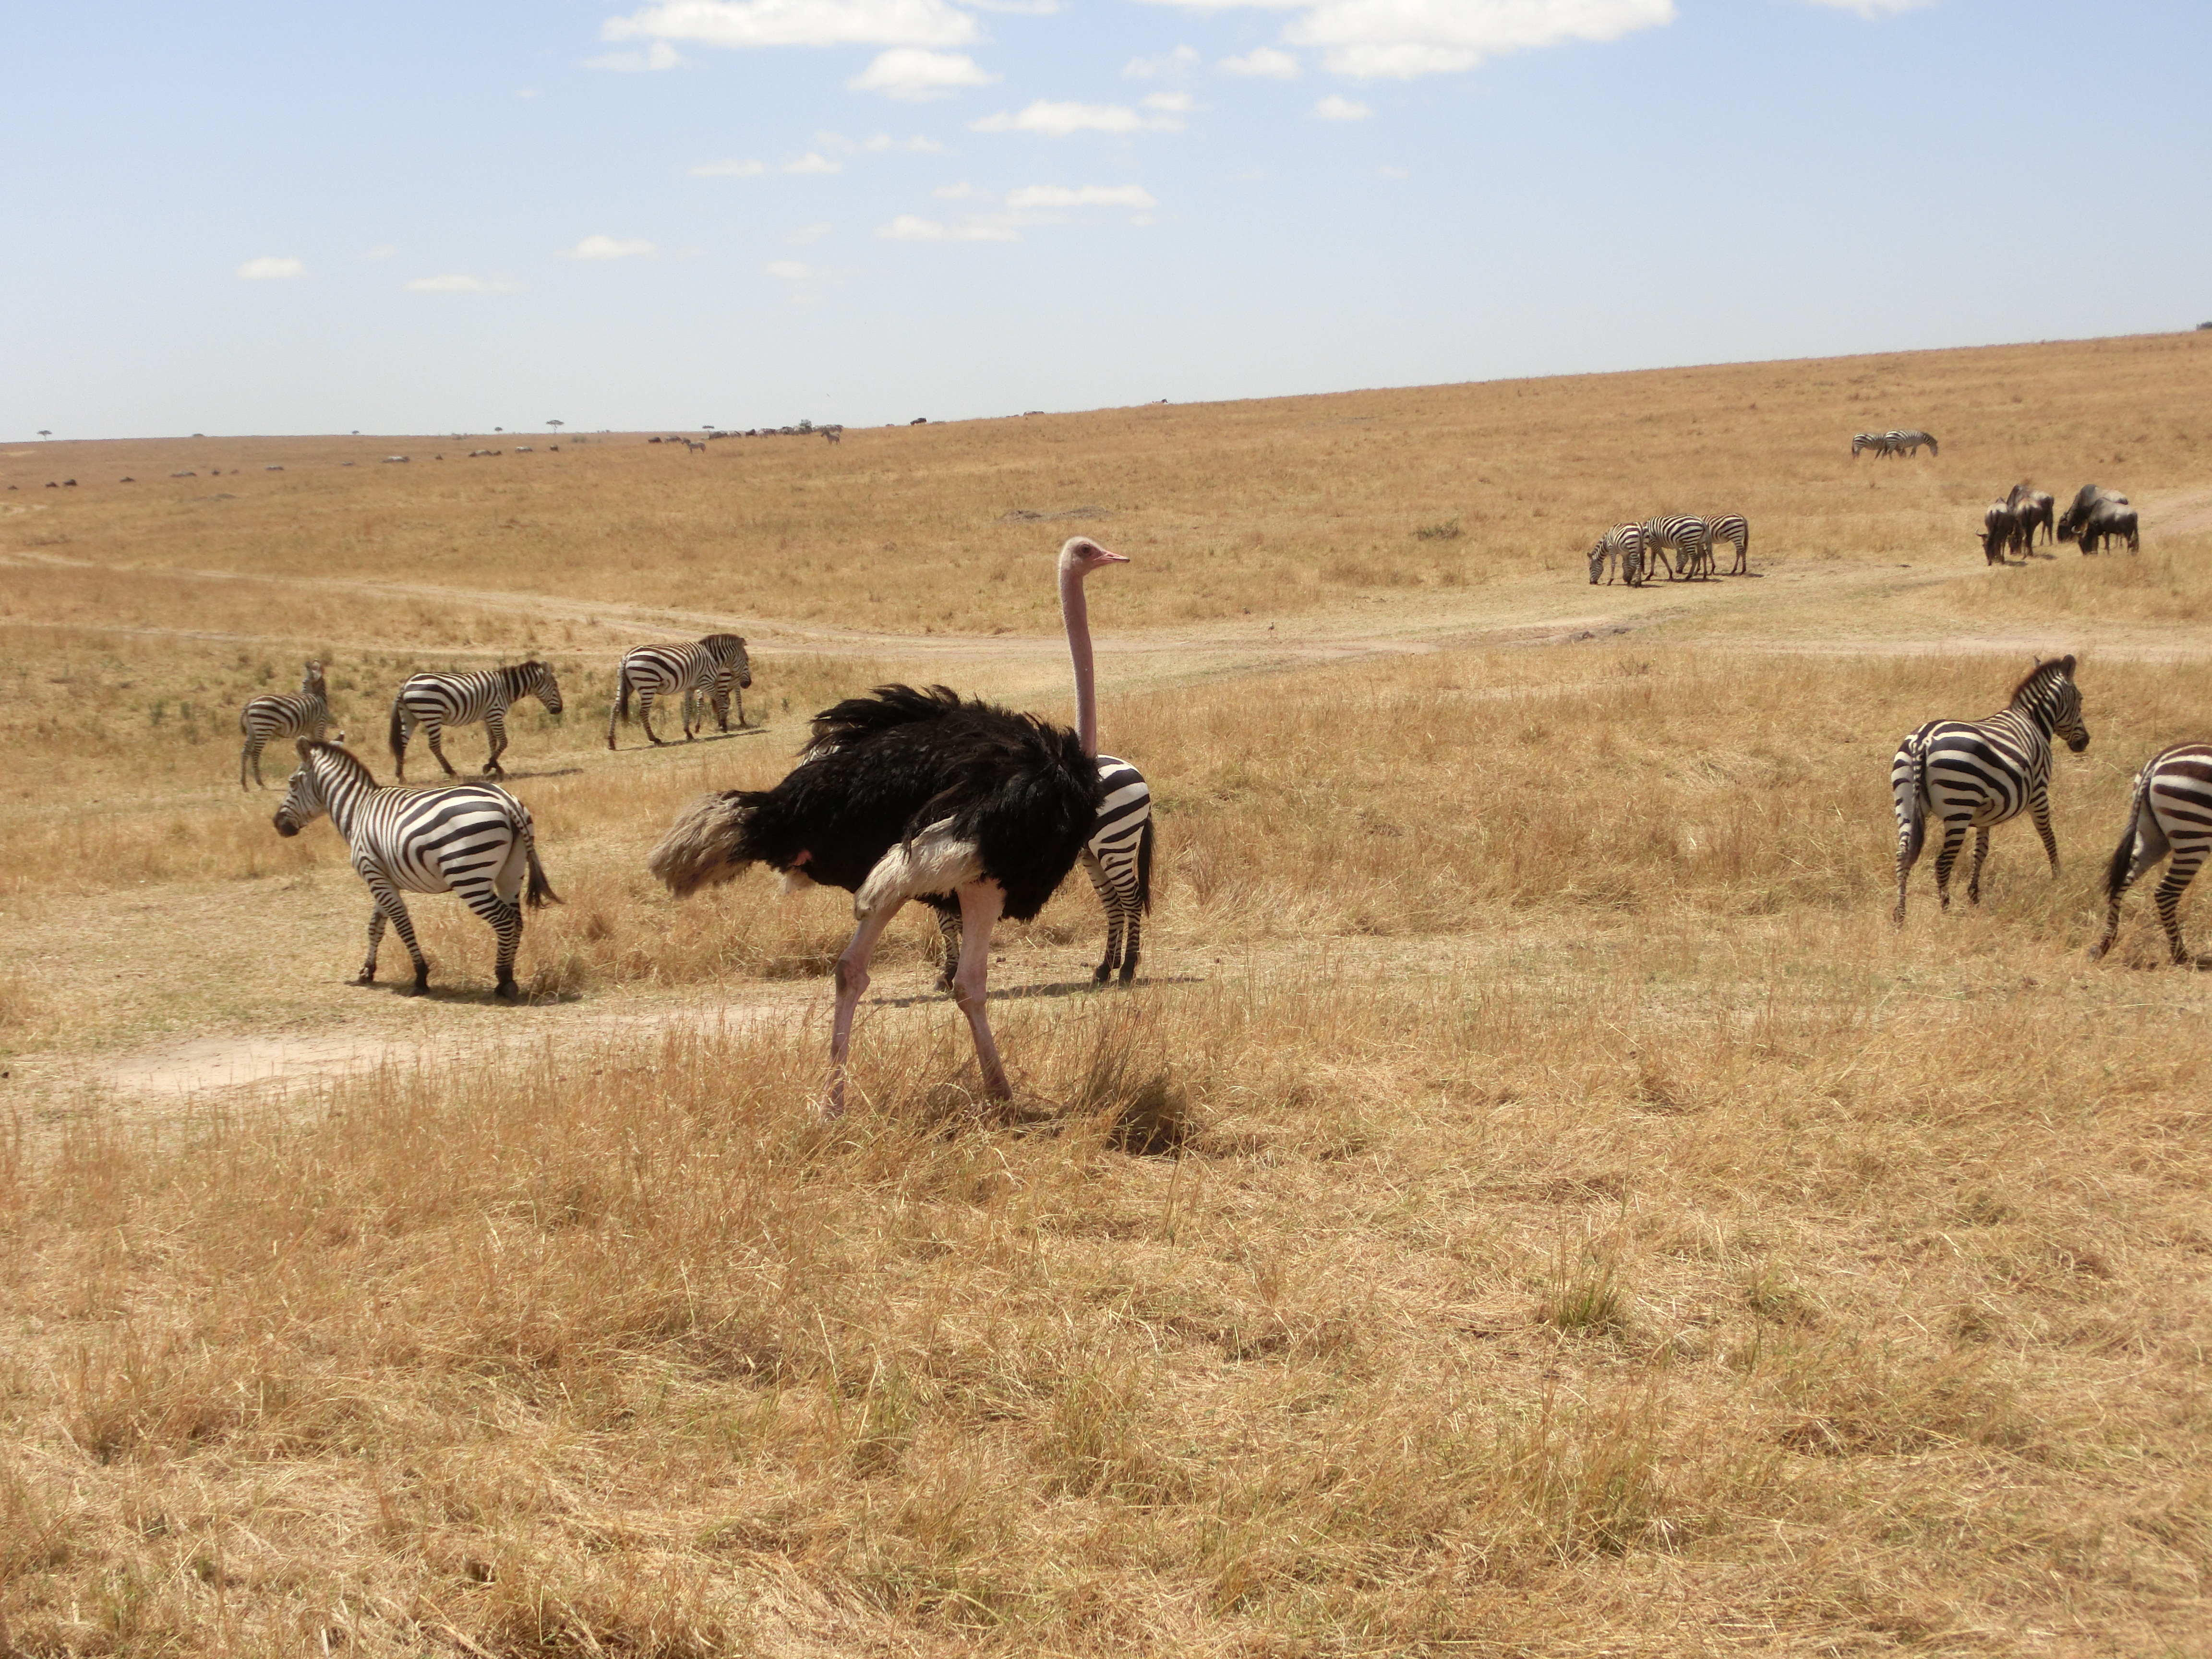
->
xmin=3 ymin=334 xmax=2211 ymax=1656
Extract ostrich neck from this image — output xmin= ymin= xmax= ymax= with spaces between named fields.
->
xmin=1060 ymin=563 xmax=1098 ymax=757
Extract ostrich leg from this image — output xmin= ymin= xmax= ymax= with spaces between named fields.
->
xmin=949 ymin=880 xmax=1010 ymax=1100
xmin=827 ymin=899 xmax=905 ymax=1118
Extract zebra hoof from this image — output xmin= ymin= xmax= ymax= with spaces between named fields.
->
xmin=495 ymin=978 xmax=520 ymax=1002
xmin=355 ymin=971 xmax=376 ymax=986
xmin=1118 ymin=966 xmax=1138 ymax=986
xmin=406 ymin=974 xmax=430 ymax=996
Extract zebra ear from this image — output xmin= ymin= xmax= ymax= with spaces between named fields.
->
xmin=2059 ymin=654 xmax=2076 ymax=673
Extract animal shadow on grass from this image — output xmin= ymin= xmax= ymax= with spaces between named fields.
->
xmin=487 ymin=765 xmax=584 ymax=781
xmin=872 ymin=972 xmax=1204 ymax=1011
xmin=349 ymin=979 xmax=558 ymax=1005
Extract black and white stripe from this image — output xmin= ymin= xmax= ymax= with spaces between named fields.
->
xmin=1587 ymin=523 xmax=1649 ymax=587
xmin=1640 ymin=515 xmax=1712 ymax=581
xmin=1891 ymin=656 xmax=2090 ymax=927
xmin=388 ymin=660 xmax=563 ymax=780
xmin=1852 ymin=432 xmax=1899 ymax=458
xmin=1887 ymin=429 xmax=1938 ymax=457
xmin=1704 ymin=513 xmax=1750 ymax=576
xmin=933 ymin=754 xmax=1154 ymax=986
xmin=240 ymin=660 xmax=344 ymax=788
xmin=2091 ymin=744 xmax=2212 ymax=966
xmin=608 ymin=634 xmax=753 ymax=749
xmin=273 ymin=739 xmax=558 ymax=998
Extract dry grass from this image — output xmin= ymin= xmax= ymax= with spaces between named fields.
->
xmin=4 ymin=334 xmax=2212 ymax=1656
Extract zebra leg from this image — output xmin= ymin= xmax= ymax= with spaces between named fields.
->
xmin=362 ymin=888 xmax=430 ymax=991
xmin=241 ymin=737 xmax=259 ymax=790
xmin=1082 ymin=853 xmax=1122 ymax=984
xmin=1931 ymin=823 xmax=1969 ymax=912
xmin=934 ymin=906 xmax=961 ymax=992
xmin=460 ymin=883 xmax=526 ymax=998
xmin=423 ymin=718 xmax=457 ymax=778
xmin=2029 ymin=793 xmax=2061 ymax=875
xmin=481 ymin=710 xmax=507 ymax=775
xmin=2153 ymin=850 xmax=2205 ymax=966
xmin=1118 ymin=896 xmax=1142 ymax=985
xmin=732 ymin=686 xmax=747 ymax=730
xmin=1965 ymin=827 xmax=1993 ymax=905
xmin=360 ymin=908 xmax=386 ymax=984
xmin=639 ymin=690 xmax=665 ymax=746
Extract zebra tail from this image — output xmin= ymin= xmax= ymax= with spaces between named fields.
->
xmin=1134 ymin=815 xmax=1154 ymax=914
xmin=2103 ymin=768 xmax=2157 ymax=903
xmin=387 ymin=696 xmax=407 ymax=766
xmin=525 ymin=831 xmax=562 ymax=909
xmin=648 ymin=791 xmax=759 ymax=897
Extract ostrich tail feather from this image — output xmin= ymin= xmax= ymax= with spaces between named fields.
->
xmin=649 ymin=792 xmax=759 ymax=897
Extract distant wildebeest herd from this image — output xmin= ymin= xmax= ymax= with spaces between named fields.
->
xmin=1981 ymin=483 xmax=2138 ymax=564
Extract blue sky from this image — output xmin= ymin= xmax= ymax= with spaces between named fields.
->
xmin=5 ymin=1 xmax=2206 ymax=438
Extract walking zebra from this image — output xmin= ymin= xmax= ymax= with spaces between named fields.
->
xmin=1891 ymin=656 xmax=2090 ymax=927
xmin=2091 ymin=745 xmax=2212 ymax=966
xmin=388 ymin=661 xmax=563 ymax=780
xmin=1587 ymin=523 xmax=1649 ymax=587
xmin=272 ymin=739 xmax=558 ymax=998
xmin=608 ymin=634 xmax=753 ymax=749
xmin=1640 ymin=515 xmax=1712 ymax=581
xmin=239 ymin=660 xmax=345 ymax=788
xmin=929 ymin=755 xmax=1154 ymax=987
xmin=1704 ymin=513 xmax=1750 ymax=576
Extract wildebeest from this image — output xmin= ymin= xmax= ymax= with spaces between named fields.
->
xmin=2007 ymin=484 xmax=2056 ymax=549
xmin=2077 ymin=499 xmax=2140 ymax=554
xmin=2056 ymin=484 xmax=2130 ymax=544
xmin=1980 ymin=501 xmax=2021 ymax=565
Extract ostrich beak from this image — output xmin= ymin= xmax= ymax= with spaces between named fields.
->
xmin=1094 ymin=548 xmax=1130 ymax=565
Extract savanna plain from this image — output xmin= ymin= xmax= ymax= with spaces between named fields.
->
xmin=3 ymin=332 xmax=2211 ymax=1657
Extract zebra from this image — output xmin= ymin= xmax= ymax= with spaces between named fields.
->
xmin=1587 ymin=523 xmax=1649 ymax=587
xmin=1704 ymin=513 xmax=1750 ymax=576
xmin=1891 ymin=655 xmax=2090 ymax=927
xmin=388 ymin=661 xmax=563 ymax=780
xmin=1852 ymin=432 xmax=1899 ymax=458
xmin=926 ymin=755 xmax=1155 ymax=987
xmin=608 ymin=634 xmax=753 ymax=749
xmin=1887 ymin=429 xmax=1938 ymax=457
xmin=272 ymin=738 xmax=559 ymax=998
xmin=1640 ymin=515 xmax=1712 ymax=581
xmin=2091 ymin=744 xmax=2212 ymax=966
xmin=239 ymin=660 xmax=345 ymax=788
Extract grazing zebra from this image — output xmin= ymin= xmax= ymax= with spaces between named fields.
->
xmin=272 ymin=738 xmax=558 ymax=998
xmin=1891 ymin=655 xmax=2090 ymax=927
xmin=1887 ymin=429 xmax=1938 ymax=457
xmin=2091 ymin=744 xmax=2212 ymax=966
xmin=928 ymin=755 xmax=1155 ymax=987
xmin=239 ymin=660 xmax=345 ymax=788
xmin=1640 ymin=515 xmax=1712 ymax=581
xmin=1587 ymin=523 xmax=1649 ymax=587
xmin=1704 ymin=513 xmax=1750 ymax=576
xmin=608 ymin=634 xmax=754 ymax=749
xmin=389 ymin=661 xmax=563 ymax=780
xmin=1852 ymin=432 xmax=1899 ymax=458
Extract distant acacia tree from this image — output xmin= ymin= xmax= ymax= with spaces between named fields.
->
xmin=547 ymin=420 xmax=564 ymax=434
xmin=37 ymin=429 xmax=51 ymax=439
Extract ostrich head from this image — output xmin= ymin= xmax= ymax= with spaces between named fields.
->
xmin=1058 ymin=536 xmax=1129 ymax=577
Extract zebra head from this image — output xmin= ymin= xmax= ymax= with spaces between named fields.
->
xmin=301 ymin=659 xmax=327 ymax=695
xmin=1587 ymin=541 xmax=1607 ymax=584
xmin=528 ymin=661 xmax=564 ymax=716
xmin=2019 ymin=655 xmax=2090 ymax=754
xmin=705 ymin=633 xmax=753 ymax=689
xmin=273 ymin=738 xmax=331 ymax=837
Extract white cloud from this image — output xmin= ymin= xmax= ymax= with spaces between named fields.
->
xmin=965 ymin=0 xmax=1059 ymax=11
xmin=1379 ymin=164 xmax=1408 ymax=178
xmin=1005 ymin=183 xmax=1158 ymax=210
xmin=584 ymin=40 xmax=685 ymax=69
xmin=1143 ymin=90 xmax=1195 ymax=111
xmin=1138 ymin=0 xmax=1674 ymax=79
xmin=560 ymin=235 xmax=658 ymax=260
xmin=763 ymin=259 xmax=840 ymax=304
xmin=602 ymin=0 xmax=979 ymax=49
xmin=236 ymin=256 xmax=306 ymax=281
xmin=405 ymin=274 xmax=523 ymax=294
xmin=878 ymin=214 xmax=1021 ymax=242
xmin=364 ymin=245 xmax=397 ymax=260
xmin=785 ymin=221 xmax=833 ymax=243
xmin=1314 ymin=93 xmax=1370 ymax=118
xmin=972 ymin=99 xmax=1185 ymax=136
xmin=1220 ymin=46 xmax=1299 ymax=76
xmin=849 ymin=47 xmax=998 ymax=98
xmin=784 ymin=151 xmax=843 ymax=173
xmin=691 ymin=156 xmax=770 ymax=176
xmin=1123 ymin=44 xmax=1200 ymax=76
xmin=764 ymin=260 xmax=814 ymax=281
xmin=932 ymin=180 xmax=984 ymax=199
xmin=1798 ymin=0 xmax=1933 ymax=13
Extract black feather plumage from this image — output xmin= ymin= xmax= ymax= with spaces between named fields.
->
xmin=719 ymin=684 xmax=1102 ymax=921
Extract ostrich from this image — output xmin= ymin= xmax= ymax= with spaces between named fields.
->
xmin=649 ymin=538 xmax=1129 ymax=1114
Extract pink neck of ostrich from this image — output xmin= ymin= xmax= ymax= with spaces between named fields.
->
xmin=1059 ymin=557 xmax=1100 ymax=757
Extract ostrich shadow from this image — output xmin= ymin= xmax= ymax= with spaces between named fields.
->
xmin=870 ymin=973 xmax=1205 ymax=1010
xmin=483 ymin=765 xmax=584 ymax=781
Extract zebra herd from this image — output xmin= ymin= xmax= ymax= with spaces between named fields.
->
xmin=237 ymin=637 xmax=1156 ymax=999
xmin=1893 ymin=655 xmax=2212 ymax=966
xmin=1853 ymin=429 xmax=1939 ymax=458
xmin=1587 ymin=514 xmax=1752 ymax=586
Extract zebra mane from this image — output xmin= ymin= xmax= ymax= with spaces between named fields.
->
xmin=502 ymin=660 xmax=549 ymax=690
xmin=2007 ymin=654 xmax=2077 ymax=708
xmin=302 ymin=738 xmax=380 ymax=789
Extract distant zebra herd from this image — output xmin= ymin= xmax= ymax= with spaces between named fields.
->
xmin=1853 ymin=429 xmax=1939 ymax=458
xmin=236 ymin=630 xmax=1155 ymax=998
xmin=1588 ymin=513 xmax=1752 ymax=585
